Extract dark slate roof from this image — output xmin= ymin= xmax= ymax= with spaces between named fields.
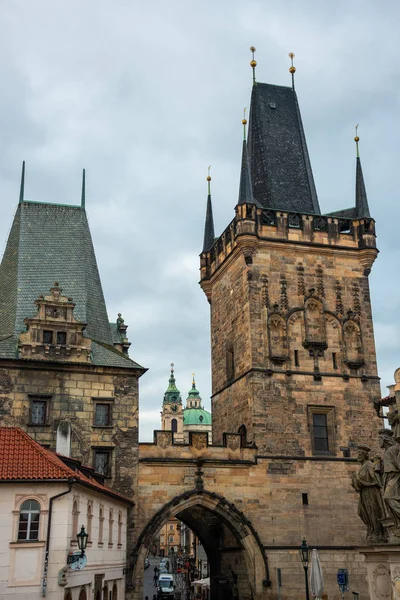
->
xmin=247 ymin=83 xmax=320 ymax=214
xmin=0 ymin=201 xmax=144 ymax=370
xmin=355 ymin=156 xmax=371 ymax=218
xmin=202 ymin=194 xmax=215 ymax=252
xmin=238 ymin=139 xmax=260 ymax=207
xmin=325 ymin=207 xmax=357 ymax=219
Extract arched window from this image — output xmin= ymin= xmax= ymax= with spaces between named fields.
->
xmin=117 ymin=512 xmax=122 ymax=546
xmin=108 ymin=509 xmax=114 ymax=545
xmin=64 ymin=592 xmax=72 ymax=600
xmin=87 ymin=502 xmax=93 ymax=540
xmin=99 ymin=506 xmax=104 ymax=544
xmin=238 ymin=424 xmax=247 ymax=447
xmin=18 ymin=499 xmax=40 ymax=541
xmin=78 ymin=588 xmax=87 ymax=600
xmin=112 ymin=582 xmax=118 ymax=600
xmin=72 ymin=499 xmax=79 ymax=537
xmin=171 ymin=419 xmax=177 ymax=433
xmin=103 ymin=582 xmax=108 ymax=600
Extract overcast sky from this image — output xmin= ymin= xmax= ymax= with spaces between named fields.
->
xmin=0 ymin=0 xmax=399 ymax=440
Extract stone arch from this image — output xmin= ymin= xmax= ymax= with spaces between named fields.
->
xmin=131 ymin=489 xmax=270 ymax=600
xmin=267 ymin=311 xmax=287 ymax=362
xmin=343 ymin=318 xmax=364 ymax=368
xmin=287 ymin=309 xmax=312 ymax=370
xmin=304 ymin=296 xmax=326 ymax=344
xmin=321 ymin=312 xmax=342 ymax=371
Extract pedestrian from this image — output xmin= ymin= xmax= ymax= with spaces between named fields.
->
xmin=145 ymin=597 xmax=149 ymax=600
xmin=154 ymin=565 xmax=159 ymax=576
xmin=153 ymin=573 xmax=158 ymax=586
xmin=153 ymin=596 xmax=157 ymax=600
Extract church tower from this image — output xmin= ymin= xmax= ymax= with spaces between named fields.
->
xmin=200 ymin=55 xmax=380 ymax=456
xmin=161 ymin=364 xmax=184 ymax=441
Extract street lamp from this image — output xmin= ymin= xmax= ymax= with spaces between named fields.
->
xmin=299 ymin=538 xmax=310 ymax=600
xmin=77 ymin=525 xmax=89 ymax=555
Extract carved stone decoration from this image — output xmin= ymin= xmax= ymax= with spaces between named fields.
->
xmin=335 ymin=280 xmax=344 ymax=316
xmin=379 ymin=429 xmax=400 ymax=536
xmin=18 ymin=283 xmax=91 ymax=363
xmin=297 ymin=264 xmax=305 ymax=297
xmin=261 ymin=275 xmax=270 ymax=308
xmin=343 ymin=316 xmax=364 ymax=369
xmin=353 ymin=283 xmax=361 ymax=316
xmin=372 ymin=564 xmax=392 ymax=600
xmin=280 ymin=275 xmax=289 ymax=311
xmin=316 ymin=265 xmax=325 ymax=298
xmin=350 ymin=444 xmax=388 ymax=542
xmin=268 ymin=308 xmax=288 ymax=363
xmin=190 ymin=432 xmax=208 ymax=450
xmin=156 ymin=431 xmax=173 ymax=449
xmin=303 ymin=295 xmax=326 ymax=348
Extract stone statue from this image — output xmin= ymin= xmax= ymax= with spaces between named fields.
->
xmin=388 ymin=408 xmax=400 ymax=440
xmin=351 ymin=444 xmax=388 ymax=542
xmin=379 ymin=429 xmax=400 ymax=533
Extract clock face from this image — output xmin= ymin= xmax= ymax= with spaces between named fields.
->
xmin=171 ymin=405 xmax=177 ymax=412
xmin=69 ymin=553 xmax=87 ymax=571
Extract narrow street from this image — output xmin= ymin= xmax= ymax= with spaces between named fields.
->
xmin=142 ymin=556 xmax=188 ymax=600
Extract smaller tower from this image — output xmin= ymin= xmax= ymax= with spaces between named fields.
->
xmin=161 ymin=364 xmax=184 ymax=441
xmin=183 ymin=375 xmax=212 ymax=443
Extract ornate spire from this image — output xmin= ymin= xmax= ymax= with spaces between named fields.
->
xmin=354 ymin=126 xmax=371 ymax=218
xmin=81 ymin=169 xmax=86 ymax=208
xmin=289 ymin=52 xmax=296 ymax=90
xmin=250 ymin=46 xmax=257 ymax=85
xmin=19 ymin=161 xmax=25 ymax=204
xmin=163 ymin=363 xmax=182 ymax=404
xmin=202 ymin=167 xmax=215 ymax=252
xmin=238 ymin=115 xmax=256 ymax=206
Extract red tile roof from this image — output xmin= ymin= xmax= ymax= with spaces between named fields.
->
xmin=0 ymin=427 xmax=132 ymax=504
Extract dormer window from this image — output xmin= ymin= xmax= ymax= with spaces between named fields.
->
xmin=57 ymin=331 xmax=67 ymax=345
xmin=43 ymin=330 xmax=53 ymax=344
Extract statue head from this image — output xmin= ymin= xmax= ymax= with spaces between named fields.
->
xmin=379 ymin=428 xmax=394 ymax=448
xmin=356 ymin=444 xmax=371 ymax=462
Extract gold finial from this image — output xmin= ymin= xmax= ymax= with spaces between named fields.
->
xmin=250 ymin=46 xmax=257 ymax=84
xmin=289 ymin=52 xmax=296 ymax=90
xmin=242 ymin=107 xmax=247 ymax=140
xmin=354 ymin=124 xmax=360 ymax=157
xmin=192 ymin=372 xmax=195 ymax=384
xmin=207 ymin=165 xmax=211 ymax=195
xmin=170 ymin=362 xmax=174 ymax=374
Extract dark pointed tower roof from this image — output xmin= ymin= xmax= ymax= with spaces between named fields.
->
xmin=354 ymin=132 xmax=371 ymax=218
xmin=0 ymin=191 xmax=144 ymax=370
xmin=202 ymin=171 xmax=215 ymax=252
xmin=163 ymin=363 xmax=182 ymax=405
xmin=247 ymin=83 xmax=320 ymax=214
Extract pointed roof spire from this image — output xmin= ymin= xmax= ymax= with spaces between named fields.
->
xmin=81 ymin=168 xmax=86 ymax=208
xmin=19 ymin=161 xmax=25 ymax=204
xmin=163 ymin=363 xmax=182 ymax=404
xmin=354 ymin=126 xmax=371 ymax=218
xmin=250 ymin=46 xmax=257 ymax=85
xmin=238 ymin=115 xmax=258 ymax=207
xmin=288 ymin=52 xmax=296 ymax=90
xmin=202 ymin=166 xmax=215 ymax=252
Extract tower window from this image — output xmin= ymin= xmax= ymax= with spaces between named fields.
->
xmin=94 ymin=449 xmax=112 ymax=476
xmin=94 ymin=403 xmax=112 ymax=427
xmin=57 ymin=331 xmax=67 ymax=345
xmin=43 ymin=330 xmax=53 ymax=344
xmin=302 ymin=493 xmax=309 ymax=506
xmin=171 ymin=418 xmax=177 ymax=433
xmin=312 ymin=413 xmax=329 ymax=452
xmin=294 ymin=350 xmax=300 ymax=367
xmin=30 ymin=397 xmax=48 ymax=425
xmin=226 ymin=346 xmax=235 ymax=382
xmin=332 ymin=352 xmax=338 ymax=370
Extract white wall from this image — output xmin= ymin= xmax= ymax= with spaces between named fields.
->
xmin=0 ymin=482 xmax=128 ymax=600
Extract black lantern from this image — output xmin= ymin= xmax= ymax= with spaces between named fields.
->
xmin=77 ymin=525 xmax=89 ymax=555
xmin=299 ymin=538 xmax=310 ymax=600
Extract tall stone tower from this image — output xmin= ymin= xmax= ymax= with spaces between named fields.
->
xmin=161 ymin=364 xmax=184 ymax=441
xmin=200 ymin=72 xmax=380 ymax=457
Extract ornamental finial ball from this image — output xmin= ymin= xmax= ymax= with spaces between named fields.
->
xmin=289 ymin=66 xmax=296 ymax=74
xmin=250 ymin=60 xmax=257 ymax=68
xmin=354 ymin=136 xmax=360 ymax=142
xmin=207 ymin=175 xmax=211 ymax=182
xmin=242 ymin=118 xmax=247 ymax=125
xmin=250 ymin=46 xmax=256 ymax=53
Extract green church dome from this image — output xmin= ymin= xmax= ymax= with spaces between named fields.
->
xmin=183 ymin=407 xmax=212 ymax=426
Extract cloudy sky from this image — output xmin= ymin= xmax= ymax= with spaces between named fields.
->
xmin=0 ymin=0 xmax=399 ymax=440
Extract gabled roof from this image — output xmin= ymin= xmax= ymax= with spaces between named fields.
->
xmin=0 ymin=427 xmax=132 ymax=503
xmin=0 ymin=201 xmax=144 ymax=371
xmin=247 ymin=83 xmax=320 ymax=214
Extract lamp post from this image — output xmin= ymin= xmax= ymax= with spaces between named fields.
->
xmin=76 ymin=525 xmax=89 ymax=556
xmin=299 ymin=538 xmax=310 ymax=600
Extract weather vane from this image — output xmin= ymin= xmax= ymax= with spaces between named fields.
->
xmin=289 ymin=52 xmax=296 ymax=90
xmin=250 ymin=46 xmax=257 ymax=84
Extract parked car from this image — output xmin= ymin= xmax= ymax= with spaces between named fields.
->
xmin=145 ymin=557 xmax=150 ymax=569
xmin=157 ymin=574 xmax=176 ymax=599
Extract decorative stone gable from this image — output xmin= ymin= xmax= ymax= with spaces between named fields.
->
xmin=18 ymin=282 xmax=91 ymax=362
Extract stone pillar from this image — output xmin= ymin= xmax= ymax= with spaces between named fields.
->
xmin=360 ymin=545 xmax=400 ymax=600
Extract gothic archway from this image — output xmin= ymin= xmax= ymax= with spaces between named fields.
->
xmin=130 ymin=489 xmax=269 ymax=600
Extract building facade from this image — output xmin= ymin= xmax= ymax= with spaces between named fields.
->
xmin=0 ymin=427 xmax=130 ymax=600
